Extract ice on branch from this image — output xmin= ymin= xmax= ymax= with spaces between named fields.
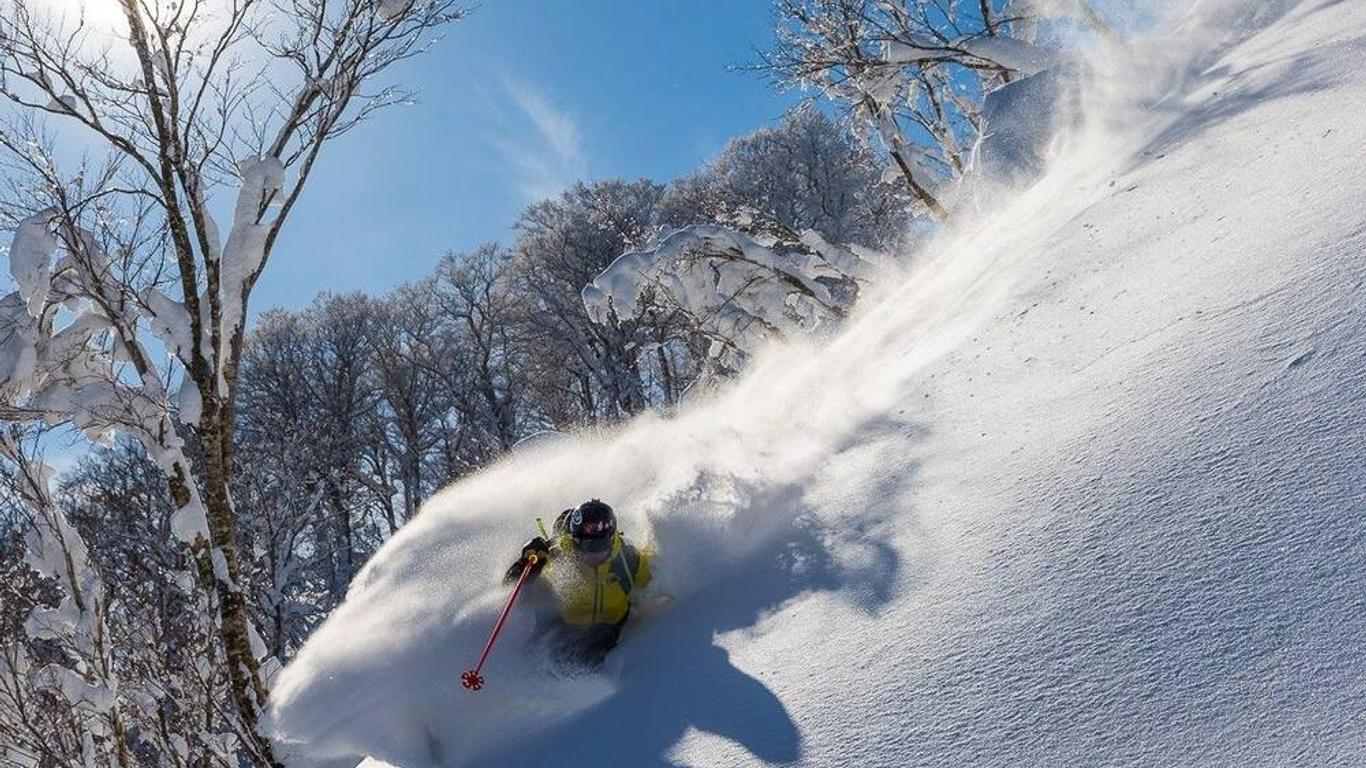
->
xmin=583 ymin=225 xmax=873 ymax=370
xmin=881 ymin=37 xmax=1060 ymax=77
xmin=375 ymin=0 xmax=414 ymax=22
xmin=1 ymin=210 xmax=211 ymax=539
xmin=46 ymin=94 xmax=79 ymax=114
xmin=143 ymin=288 xmax=195 ymax=361
xmin=9 ymin=208 xmax=58 ymax=317
xmin=2 ymin=430 xmax=128 ymax=761
xmin=176 ymin=374 xmax=202 ymax=424
xmin=219 ymin=156 xmax=285 ymax=374
xmin=29 ymin=665 xmax=117 ymax=715
xmin=958 ymin=36 xmax=1062 ymax=77
xmin=0 ymin=292 xmax=41 ymax=395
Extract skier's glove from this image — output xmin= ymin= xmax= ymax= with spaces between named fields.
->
xmin=521 ymin=536 xmax=550 ymax=563
xmin=503 ymin=536 xmax=550 ymax=583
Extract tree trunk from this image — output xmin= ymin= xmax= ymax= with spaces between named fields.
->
xmin=303 ymin=475 xmax=338 ymax=593
xmin=403 ymin=452 xmax=421 ymax=523
xmin=890 ymin=148 xmax=950 ymax=222
xmin=981 ymin=0 xmax=998 ymax=36
xmin=656 ymin=345 xmax=676 ymax=407
xmin=326 ymin=478 xmax=355 ymax=590
xmin=577 ymin=375 xmax=597 ymax=424
xmin=479 ymin=377 xmax=516 ymax=451
xmin=176 ymin=404 xmax=280 ymax=768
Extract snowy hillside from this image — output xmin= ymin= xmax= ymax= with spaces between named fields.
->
xmin=267 ymin=1 xmax=1366 ymax=766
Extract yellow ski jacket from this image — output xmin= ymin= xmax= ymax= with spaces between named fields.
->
xmin=539 ymin=533 xmax=652 ymax=628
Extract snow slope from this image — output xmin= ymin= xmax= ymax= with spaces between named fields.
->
xmin=267 ymin=1 xmax=1366 ymax=765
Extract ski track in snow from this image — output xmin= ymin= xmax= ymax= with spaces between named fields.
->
xmin=268 ymin=1 xmax=1366 ymax=766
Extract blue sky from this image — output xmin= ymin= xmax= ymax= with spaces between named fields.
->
xmin=261 ymin=0 xmax=800 ymax=314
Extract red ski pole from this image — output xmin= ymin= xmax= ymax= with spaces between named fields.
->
xmin=462 ymin=552 xmax=539 ymax=692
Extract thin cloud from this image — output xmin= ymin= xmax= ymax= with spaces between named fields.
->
xmin=493 ymin=76 xmax=589 ymax=202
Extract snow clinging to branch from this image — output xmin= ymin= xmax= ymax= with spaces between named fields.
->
xmin=583 ymin=224 xmax=874 ymax=371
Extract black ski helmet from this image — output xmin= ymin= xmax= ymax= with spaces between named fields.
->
xmin=568 ymin=499 xmax=616 ymax=551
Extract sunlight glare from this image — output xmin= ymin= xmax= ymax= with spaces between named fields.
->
xmin=39 ymin=0 xmax=130 ymax=35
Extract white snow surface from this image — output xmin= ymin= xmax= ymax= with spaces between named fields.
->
xmin=268 ymin=2 xmax=1366 ymax=766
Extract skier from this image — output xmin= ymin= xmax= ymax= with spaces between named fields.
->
xmin=504 ymin=499 xmax=653 ymax=669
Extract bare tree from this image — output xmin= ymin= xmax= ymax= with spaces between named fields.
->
xmin=370 ymin=283 xmax=449 ymax=525
xmin=0 ymin=425 xmax=131 ymax=767
xmin=236 ymin=301 xmax=372 ymax=647
xmin=512 ymin=179 xmax=665 ymax=420
xmin=659 ymin=105 xmax=909 ymax=250
xmin=55 ymin=437 xmax=255 ymax=766
xmin=434 ymin=244 xmax=528 ymax=453
xmin=0 ymin=427 xmax=246 ymax=766
xmin=0 ymin=0 xmax=463 ymax=760
xmin=761 ymin=0 xmax=1079 ymax=220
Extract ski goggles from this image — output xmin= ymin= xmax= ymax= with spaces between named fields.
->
xmin=572 ymin=534 xmax=613 ymax=554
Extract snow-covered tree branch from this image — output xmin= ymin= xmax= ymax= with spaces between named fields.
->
xmin=0 ymin=426 xmax=128 ymax=766
xmin=1 ymin=428 xmax=262 ymax=766
xmin=583 ymin=224 xmax=875 ymax=374
xmin=0 ymin=0 xmax=463 ymax=761
xmin=761 ymin=0 xmax=1110 ymax=221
